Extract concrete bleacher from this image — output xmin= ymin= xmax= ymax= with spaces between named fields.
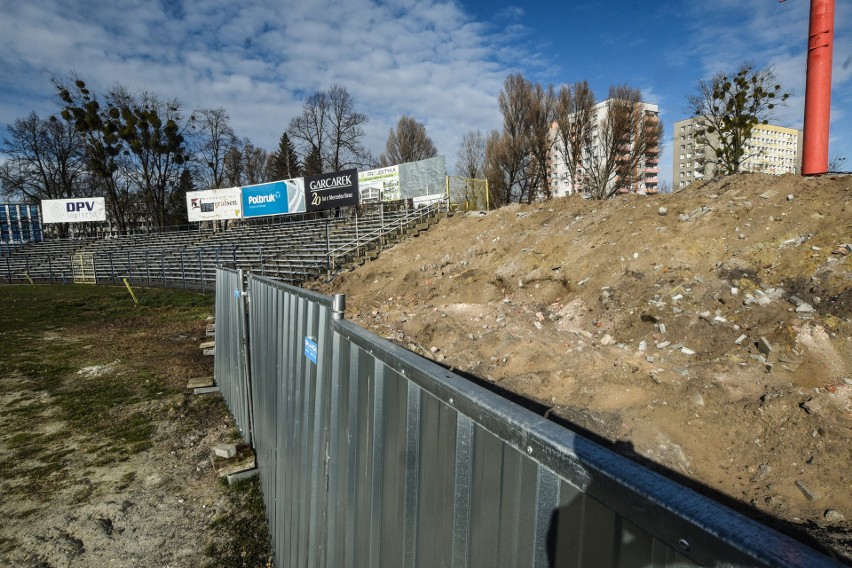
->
xmin=1 ymin=200 xmax=447 ymax=290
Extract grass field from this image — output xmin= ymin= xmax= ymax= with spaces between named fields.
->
xmin=0 ymin=283 xmax=271 ymax=567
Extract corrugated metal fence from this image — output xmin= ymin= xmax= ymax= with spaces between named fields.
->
xmin=213 ymin=269 xmax=254 ymax=446
xmin=214 ymin=267 xmax=841 ymax=568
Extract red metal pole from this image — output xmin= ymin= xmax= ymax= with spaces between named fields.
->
xmin=801 ymin=0 xmax=834 ymax=175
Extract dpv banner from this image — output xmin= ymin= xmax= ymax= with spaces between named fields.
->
xmin=242 ymin=179 xmax=306 ymax=218
xmin=305 ymin=169 xmax=359 ymax=212
xmin=41 ymin=197 xmax=106 ymax=224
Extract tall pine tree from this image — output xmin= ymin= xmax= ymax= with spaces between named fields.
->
xmin=303 ymin=146 xmax=323 ymax=176
xmin=270 ymin=132 xmax=302 ymax=180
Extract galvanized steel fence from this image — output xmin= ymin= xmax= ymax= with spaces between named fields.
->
xmin=214 ymin=267 xmax=841 ymax=568
xmin=214 ymin=269 xmax=254 ymax=446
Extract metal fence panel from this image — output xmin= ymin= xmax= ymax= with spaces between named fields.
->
xmin=213 ymin=268 xmax=253 ymax=446
xmin=213 ymin=269 xmax=842 ymax=568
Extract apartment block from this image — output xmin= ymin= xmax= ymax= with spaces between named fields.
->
xmin=673 ymin=117 xmax=802 ymax=189
xmin=548 ymin=99 xmax=660 ymax=198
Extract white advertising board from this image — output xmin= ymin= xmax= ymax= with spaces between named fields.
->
xmin=412 ymin=193 xmax=445 ymax=208
xmin=186 ymin=187 xmax=242 ymax=222
xmin=358 ymin=165 xmax=400 ymax=202
xmin=41 ymin=197 xmax=106 ymax=224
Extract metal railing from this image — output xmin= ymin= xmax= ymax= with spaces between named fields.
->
xmin=213 ymin=267 xmax=842 ymax=568
xmin=327 ymin=201 xmax=447 ymax=270
xmin=1 ymin=206 xmax=446 ymax=289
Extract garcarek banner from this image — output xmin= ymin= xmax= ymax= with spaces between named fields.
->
xmin=186 ymin=187 xmax=242 ymax=222
xmin=358 ymin=165 xmax=400 ymax=202
xmin=305 ymin=169 xmax=359 ymax=212
xmin=241 ymin=179 xmax=306 ymax=218
xmin=41 ymin=197 xmax=106 ymax=224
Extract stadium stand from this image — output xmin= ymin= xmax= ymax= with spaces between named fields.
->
xmin=1 ymin=200 xmax=446 ymax=290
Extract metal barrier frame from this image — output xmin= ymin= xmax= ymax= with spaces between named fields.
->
xmin=215 ymin=268 xmax=842 ymax=568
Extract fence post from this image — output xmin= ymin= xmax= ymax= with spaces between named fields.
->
xmin=48 ymin=256 xmax=54 ymax=283
xmin=258 ymin=245 xmax=264 ymax=277
xmin=325 ymin=220 xmax=331 ymax=271
xmin=160 ymin=252 xmax=166 ymax=288
xmin=232 ymin=245 xmax=237 ymax=269
xmin=180 ymin=249 xmax=186 ymax=290
xmin=109 ymin=252 xmax=116 ymax=285
xmin=145 ymin=251 xmax=151 ymax=287
xmin=127 ymin=250 xmax=132 ymax=284
xmin=238 ymin=269 xmax=254 ymax=443
xmin=332 ymin=294 xmax=346 ymax=321
xmin=198 ymin=250 xmax=204 ymax=293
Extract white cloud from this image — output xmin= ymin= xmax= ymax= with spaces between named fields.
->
xmin=0 ymin=0 xmax=524 ymax=174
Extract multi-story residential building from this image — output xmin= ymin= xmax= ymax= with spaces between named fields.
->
xmin=548 ymin=99 xmax=661 ymax=198
xmin=673 ymin=117 xmax=802 ymax=189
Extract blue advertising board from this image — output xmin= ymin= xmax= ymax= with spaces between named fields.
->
xmin=242 ymin=179 xmax=306 ymax=218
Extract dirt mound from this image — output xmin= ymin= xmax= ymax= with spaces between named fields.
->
xmin=316 ymin=173 xmax=852 ymax=562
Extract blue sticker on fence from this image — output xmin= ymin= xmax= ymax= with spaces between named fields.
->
xmin=234 ymin=288 xmax=240 ymax=299
xmin=304 ymin=337 xmax=318 ymax=364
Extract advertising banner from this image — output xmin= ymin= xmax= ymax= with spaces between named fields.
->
xmin=41 ymin=197 xmax=106 ymax=224
xmin=186 ymin=187 xmax=242 ymax=222
xmin=241 ymin=179 xmax=306 ymax=219
xmin=399 ymin=155 xmax=446 ymax=199
xmin=305 ymin=168 xmax=359 ymax=212
xmin=358 ymin=165 xmax=400 ymax=202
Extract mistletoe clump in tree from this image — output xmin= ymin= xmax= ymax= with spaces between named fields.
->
xmin=687 ymin=63 xmax=789 ymax=176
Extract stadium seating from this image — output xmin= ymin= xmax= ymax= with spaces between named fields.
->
xmin=0 ymin=201 xmax=446 ymax=290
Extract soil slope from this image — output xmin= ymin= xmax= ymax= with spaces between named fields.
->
xmin=316 ymin=173 xmax=852 ymax=562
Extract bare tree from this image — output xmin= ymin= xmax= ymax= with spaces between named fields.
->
xmin=828 ymin=151 xmax=847 ymax=172
xmin=525 ymin=82 xmax=557 ymax=201
xmin=194 ymin=107 xmax=237 ymax=189
xmin=584 ymin=86 xmax=661 ymax=200
xmin=0 ymin=112 xmax=87 ymax=202
xmin=491 ymin=73 xmax=534 ymax=203
xmin=242 ymin=141 xmax=270 ymax=185
xmin=554 ymin=81 xmax=595 ymax=194
xmin=378 ymin=115 xmax=438 ymax=166
xmin=456 ymin=130 xmax=486 ymax=180
xmin=453 ymin=130 xmax=487 ymax=207
xmin=485 ymin=73 xmax=560 ymax=204
xmin=483 ymin=130 xmax=511 ymax=208
xmin=223 ymin=145 xmax=244 ymax=187
xmin=326 ymin=85 xmax=370 ymax=170
xmin=687 ymin=62 xmax=789 ymax=175
xmin=288 ymin=91 xmax=328 ymax=171
xmin=288 ymin=85 xmax=369 ymax=172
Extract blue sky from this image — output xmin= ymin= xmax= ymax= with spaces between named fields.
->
xmin=1 ymin=0 xmax=850 ymax=187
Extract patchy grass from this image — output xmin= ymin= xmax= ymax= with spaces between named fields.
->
xmin=0 ymin=284 xmax=214 ymax=494
xmin=205 ymin=476 xmax=272 ymax=568
xmin=0 ymin=283 xmax=272 ymax=564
